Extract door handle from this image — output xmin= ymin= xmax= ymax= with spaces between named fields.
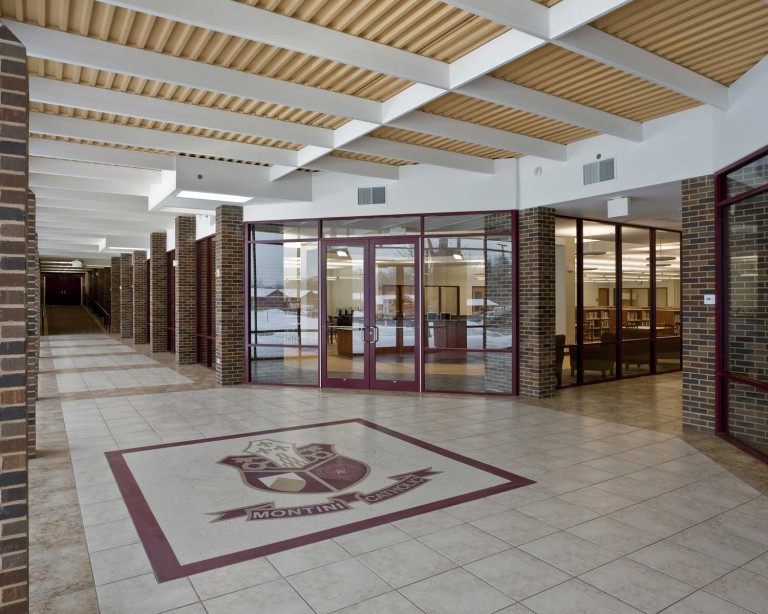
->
xmin=372 ymin=326 xmax=379 ymax=343
xmin=359 ymin=328 xmax=368 ymax=344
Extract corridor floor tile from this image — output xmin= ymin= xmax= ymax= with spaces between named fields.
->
xmin=106 ymin=419 xmax=534 ymax=581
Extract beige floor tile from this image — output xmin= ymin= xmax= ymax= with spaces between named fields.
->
xmin=607 ymin=503 xmax=695 ymax=538
xmin=332 ymin=591 xmax=422 ymax=614
xmin=95 ymin=574 xmax=198 ymax=614
xmin=566 ymin=517 xmax=660 ymax=555
xmin=288 ymin=558 xmax=391 ymax=614
xmin=471 ymin=510 xmax=559 ymax=546
xmin=705 ymin=568 xmax=768 ymax=614
xmin=392 ymin=510 xmax=464 ymax=538
xmin=522 ymin=578 xmax=642 ymax=614
xmin=358 ymin=540 xmax=455 ymax=588
xmin=465 ymin=547 xmax=570 ymax=601
xmin=203 ymin=578 xmax=312 ymax=614
xmin=333 ymin=524 xmax=411 ymax=556
xmin=517 ymin=498 xmax=600 ymax=529
xmin=705 ymin=509 xmax=768 ymax=545
xmin=444 ymin=497 xmax=509 ymax=521
xmin=399 ymin=568 xmax=514 ymax=614
xmin=89 ymin=543 xmax=152 ymax=586
xmin=670 ymin=525 xmax=768 ymax=566
xmin=558 ymin=486 xmax=636 ymax=515
xmin=660 ymin=591 xmax=752 ymax=614
xmin=627 ymin=540 xmax=735 ymax=588
xmin=643 ymin=491 xmax=727 ymax=523
xmin=418 ymin=524 xmax=510 ymax=565
xmin=189 ymin=557 xmax=280 ymax=601
xmin=29 ymin=587 xmax=99 ymax=614
xmin=745 ymin=551 xmax=768 ymax=578
xmin=519 ymin=532 xmax=620 ymax=575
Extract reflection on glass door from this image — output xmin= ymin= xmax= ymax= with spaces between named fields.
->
xmin=322 ymin=239 xmax=419 ymax=391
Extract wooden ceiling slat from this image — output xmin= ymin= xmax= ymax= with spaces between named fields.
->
xmin=593 ymin=0 xmax=768 ymax=85
xmin=331 ymin=149 xmax=413 ymax=167
xmin=369 ymin=125 xmax=520 ymax=159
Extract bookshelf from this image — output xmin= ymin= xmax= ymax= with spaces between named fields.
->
xmin=583 ymin=308 xmax=613 ymax=342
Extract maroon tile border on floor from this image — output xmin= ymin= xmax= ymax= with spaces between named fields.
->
xmin=106 ymin=419 xmax=535 ymax=582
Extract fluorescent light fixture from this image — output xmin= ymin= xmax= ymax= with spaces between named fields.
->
xmin=336 ymin=249 xmax=350 ymax=258
xmin=453 ymin=253 xmax=463 ymax=260
xmin=177 ymin=190 xmax=252 ymax=203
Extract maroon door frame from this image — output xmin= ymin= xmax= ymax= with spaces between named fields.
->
xmin=166 ymin=250 xmax=176 ymax=354
xmin=320 ymin=237 xmax=421 ymax=392
xmin=714 ymin=144 xmax=768 ymax=464
xmin=196 ymin=236 xmax=215 ymax=369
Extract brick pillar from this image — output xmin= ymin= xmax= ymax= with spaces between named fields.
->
xmin=175 ymin=216 xmax=196 ymax=363
xmin=110 ymin=256 xmax=121 ymax=334
xmin=120 ymin=253 xmax=133 ymax=339
xmin=0 ymin=23 xmax=29 ymax=613
xmin=132 ymin=250 xmax=148 ymax=343
xmin=150 ymin=232 xmax=167 ymax=352
xmin=26 ymin=190 xmax=38 ymax=459
xmin=518 ymin=207 xmax=557 ymax=398
xmin=681 ymin=175 xmax=716 ymax=432
xmin=215 ymin=206 xmax=244 ymax=385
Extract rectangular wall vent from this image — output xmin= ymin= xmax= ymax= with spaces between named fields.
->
xmin=583 ymin=158 xmax=616 ymax=185
xmin=358 ymin=186 xmax=386 ymax=205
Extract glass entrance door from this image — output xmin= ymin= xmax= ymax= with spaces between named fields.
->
xmin=322 ymin=238 xmax=419 ymax=391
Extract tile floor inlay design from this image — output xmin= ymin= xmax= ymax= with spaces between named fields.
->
xmin=107 ymin=419 xmax=535 ymax=581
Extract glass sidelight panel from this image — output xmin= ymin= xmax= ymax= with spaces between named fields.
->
xmin=373 ymin=241 xmax=417 ymax=383
xmin=325 ymin=244 xmax=367 ymax=382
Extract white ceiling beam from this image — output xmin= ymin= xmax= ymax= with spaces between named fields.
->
xmin=341 ymin=137 xmax=495 ymax=174
xmin=30 ymin=172 xmax=152 ymax=197
xmin=9 ymin=22 xmax=382 ymax=124
xmin=97 ymin=0 xmax=450 ymax=89
xmin=36 ymin=218 xmax=164 ymax=236
xmin=549 ymin=0 xmax=634 ymax=38
xmin=30 ymin=157 xmax=162 ymax=184
xmin=439 ymin=0 xmax=549 ymax=39
xmin=554 ymin=27 xmax=730 ymax=109
xmin=30 ymin=77 xmax=333 ymax=149
xmin=449 ymin=29 xmax=545 ymax=89
xmin=37 ymin=205 xmax=162 ymax=223
xmin=389 ymin=110 xmax=566 ymax=160
xmin=31 ymin=187 xmax=148 ymax=207
xmin=30 ymin=137 xmax=175 ymax=171
xmin=30 ymin=113 xmax=299 ymax=167
xmin=37 ymin=198 xmax=147 ymax=215
xmin=302 ymin=157 xmax=400 ymax=181
xmin=457 ymin=76 xmax=643 ymax=141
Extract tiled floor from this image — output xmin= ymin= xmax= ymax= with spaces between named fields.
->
xmin=29 ymin=329 xmax=768 ymax=614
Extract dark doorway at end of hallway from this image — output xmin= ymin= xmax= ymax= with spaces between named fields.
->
xmin=44 ymin=274 xmax=82 ymax=305
xmin=46 ymin=306 xmax=102 ymax=335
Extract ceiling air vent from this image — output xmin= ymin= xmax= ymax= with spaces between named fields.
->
xmin=583 ymin=158 xmax=616 ymax=185
xmin=358 ymin=186 xmax=386 ymax=205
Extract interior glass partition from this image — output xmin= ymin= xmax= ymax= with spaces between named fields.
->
xmin=555 ymin=217 xmax=681 ymax=388
xmin=246 ymin=212 xmax=517 ymax=394
xmin=716 ymin=146 xmax=768 ymax=460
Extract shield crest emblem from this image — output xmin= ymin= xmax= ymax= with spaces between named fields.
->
xmin=219 ymin=439 xmax=370 ymax=495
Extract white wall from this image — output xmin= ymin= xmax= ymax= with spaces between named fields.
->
xmin=243 ymin=159 xmax=518 ymax=222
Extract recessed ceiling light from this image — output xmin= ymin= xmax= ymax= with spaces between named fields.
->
xmin=177 ymin=190 xmax=252 ymax=203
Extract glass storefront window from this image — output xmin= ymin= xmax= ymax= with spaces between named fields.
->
xmin=250 ymin=221 xmax=318 ymax=241
xmin=424 ymin=212 xmax=512 ymax=235
xmin=555 ymin=218 xmax=578 ymax=387
xmin=621 ymin=227 xmax=651 ymax=376
xmin=655 ymin=229 xmax=681 ymax=372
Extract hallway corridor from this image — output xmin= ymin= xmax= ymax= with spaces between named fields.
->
xmin=27 ymin=330 xmax=768 ymax=613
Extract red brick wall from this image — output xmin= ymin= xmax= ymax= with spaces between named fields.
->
xmin=518 ymin=207 xmax=557 ymax=398
xmin=175 ymin=216 xmax=196 ymax=363
xmin=0 ymin=23 xmax=29 ymax=613
xmin=150 ymin=232 xmax=167 ymax=352
xmin=110 ymin=256 xmax=121 ymax=334
xmin=132 ymin=250 xmax=148 ymax=344
xmin=25 ymin=190 xmax=37 ymax=459
xmin=120 ymin=253 xmax=133 ymax=339
xmin=681 ymin=175 xmax=717 ymax=431
xmin=215 ymin=206 xmax=244 ymax=385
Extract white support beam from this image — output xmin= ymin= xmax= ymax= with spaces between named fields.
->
xmin=30 ymin=137 xmax=175 ymax=171
xmin=37 ymin=198 xmax=147 ymax=215
xmin=457 ymin=76 xmax=643 ymax=141
xmin=554 ymin=27 xmax=730 ymax=109
xmin=549 ymin=0 xmax=634 ymax=38
xmin=341 ymin=137 xmax=495 ymax=174
xmin=31 ymin=187 xmax=148 ymax=207
xmin=30 ymin=113 xmax=299 ymax=167
xmin=29 ymin=173 xmax=152 ymax=197
xmin=9 ymin=22 xmax=382 ymax=124
xmin=388 ymin=110 xmax=566 ymax=160
xmin=438 ymin=0 xmax=550 ymax=39
xmin=30 ymin=157 xmax=162 ymax=184
xmin=303 ymin=157 xmax=400 ymax=181
xmin=97 ymin=0 xmax=450 ymax=89
xmin=30 ymin=77 xmax=333 ymax=149
xmin=36 ymin=218 xmax=163 ymax=235
xmin=37 ymin=205 xmax=165 ymax=224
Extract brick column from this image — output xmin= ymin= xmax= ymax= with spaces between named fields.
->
xmin=150 ymin=232 xmax=167 ymax=352
xmin=26 ymin=190 xmax=38 ymax=459
xmin=0 ymin=23 xmax=29 ymax=613
xmin=132 ymin=250 xmax=148 ymax=343
xmin=215 ymin=206 xmax=244 ymax=385
xmin=518 ymin=207 xmax=557 ymax=398
xmin=110 ymin=256 xmax=121 ymax=334
xmin=681 ymin=175 xmax=717 ymax=432
xmin=120 ymin=253 xmax=133 ymax=339
xmin=175 ymin=216 xmax=196 ymax=363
